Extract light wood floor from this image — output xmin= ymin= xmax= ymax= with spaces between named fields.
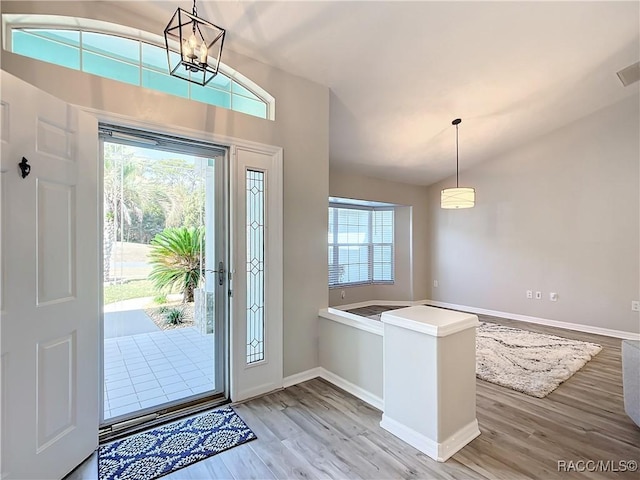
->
xmin=68 ymin=315 xmax=640 ymax=479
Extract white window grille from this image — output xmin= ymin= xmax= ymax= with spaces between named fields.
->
xmin=328 ymin=202 xmax=394 ymax=287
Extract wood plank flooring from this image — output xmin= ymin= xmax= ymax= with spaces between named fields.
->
xmin=67 ymin=315 xmax=640 ymax=479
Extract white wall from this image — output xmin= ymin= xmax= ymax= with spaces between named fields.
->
xmin=329 ymin=170 xmax=430 ymax=306
xmin=318 ymin=317 xmax=383 ymax=400
xmin=0 ymin=1 xmax=330 ymax=376
xmin=428 ymin=96 xmax=640 ymax=335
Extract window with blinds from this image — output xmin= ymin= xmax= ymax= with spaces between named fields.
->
xmin=328 ymin=203 xmax=394 ymax=287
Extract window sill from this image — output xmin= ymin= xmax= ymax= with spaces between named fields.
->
xmin=329 ymin=282 xmax=395 ymax=289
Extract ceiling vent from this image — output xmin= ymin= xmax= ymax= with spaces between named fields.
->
xmin=617 ymin=61 xmax=640 ymax=87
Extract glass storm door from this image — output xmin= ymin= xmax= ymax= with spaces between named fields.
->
xmin=99 ymin=125 xmax=228 ymax=432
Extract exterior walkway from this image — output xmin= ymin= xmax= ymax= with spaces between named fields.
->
xmin=104 ymin=310 xmax=159 ymax=339
xmin=103 ymin=326 xmax=214 ymax=420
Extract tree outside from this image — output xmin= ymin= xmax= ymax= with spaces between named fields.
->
xmin=103 ymin=142 xmax=207 ymax=305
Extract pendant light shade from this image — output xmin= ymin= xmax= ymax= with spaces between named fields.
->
xmin=441 ymin=187 xmax=475 ymax=209
xmin=441 ymin=118 xmax=475 ymax=209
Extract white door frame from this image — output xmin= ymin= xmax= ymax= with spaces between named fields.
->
xmin=83 ymin=109 xmax=284 ymax=407
xmin=230 ymin=145 xmax=284 ymax=401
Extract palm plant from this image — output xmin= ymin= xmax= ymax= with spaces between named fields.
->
xmin=148 ymin=226 xmax=204 ymax=303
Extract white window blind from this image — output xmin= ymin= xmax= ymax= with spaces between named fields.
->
xmin=328 ymin=204 xmax=394 ymax=287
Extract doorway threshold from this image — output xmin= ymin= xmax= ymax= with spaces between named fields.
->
xmin=99 ymin=394 xmax=229 ymax=443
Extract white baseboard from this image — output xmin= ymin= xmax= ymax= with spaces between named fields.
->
xmin=282 ymin=366 xmax=383 ymax=411
xmin=380 ymin=415 xmax=480 ymax=462
xmin=424 ymin=300 xmax=640 ymax=340
xmin=319 ymin=368 xmax=384 ymax=411
xmin=282 ymin=367 xmax=322 ymax=388
xmin=233 ymin=381 xmax=284 ymax=403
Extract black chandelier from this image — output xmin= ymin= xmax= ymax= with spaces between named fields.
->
xmin=164 ymin=0 xmax=226 ymax=86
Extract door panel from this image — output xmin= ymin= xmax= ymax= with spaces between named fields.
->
xmin=0 ymin=102 xmax=8 ymax=143
xmin=36 ymin=180 xmax=76 ymax=305
xmin=36 ymin=118 xmax=74 ymax=161
xmin=0 ymin=71 xmax=99 ymax=479
xmin=232 ymin=146 xmax=283 ymax=401
xmin=36 ymin=333 xmax=76 ymax=452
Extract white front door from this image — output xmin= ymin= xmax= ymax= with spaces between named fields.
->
xmin=231 ymin=146 xmax=283 ymax=401
xmin=1 ymin=72 xmax=99 ymax=479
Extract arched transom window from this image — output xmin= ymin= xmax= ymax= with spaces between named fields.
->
xmin=2 ymin=14 xmax=275 ymax=120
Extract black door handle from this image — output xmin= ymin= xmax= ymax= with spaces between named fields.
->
xmin=19 ymin=157 xmax=31 ymax=178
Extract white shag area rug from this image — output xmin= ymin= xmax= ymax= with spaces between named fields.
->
xmin=476 ymin=322 xmax=602 ymax=398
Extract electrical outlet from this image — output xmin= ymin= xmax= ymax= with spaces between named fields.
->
xmin=526 ymin=290 xmax=533 ymax=299
xmin=550 ymin=292 xmax=558 ymax=302
xmin=535 ymin=291 xmax=542 ymax=300
xmin=433 ymin=280 xmax=439 ymax=288
xmin=632 ymin=301 xmax=640 ymax=312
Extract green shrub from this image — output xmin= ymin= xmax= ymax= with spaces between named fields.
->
xmin=164 ymin=307 xmax=185 ymax=325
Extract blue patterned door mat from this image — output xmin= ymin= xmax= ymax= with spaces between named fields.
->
xmin=98 ymin=406 xmax=256 ymax=480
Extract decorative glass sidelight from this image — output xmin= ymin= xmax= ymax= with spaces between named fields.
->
xmin=246 ymin=169 xmax=265 ymax=364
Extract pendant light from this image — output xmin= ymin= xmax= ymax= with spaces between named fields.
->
xmin=441 ymin=118 xmax=475 ymax=209
xmin=164 ymin=0 xmax=226 ymax=86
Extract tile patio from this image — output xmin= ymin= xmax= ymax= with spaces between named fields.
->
xmin=103 ymin=326 xmax=214 ymax=421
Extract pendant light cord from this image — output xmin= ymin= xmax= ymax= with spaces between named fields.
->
xmin=452 ymin=118 xmax=462 ymax=188
xmin=455 ymin=122 xmax=459 ymax=188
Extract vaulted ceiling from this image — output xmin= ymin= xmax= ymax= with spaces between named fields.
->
xmin=106 ymin=1 xmax=639 ymax=185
